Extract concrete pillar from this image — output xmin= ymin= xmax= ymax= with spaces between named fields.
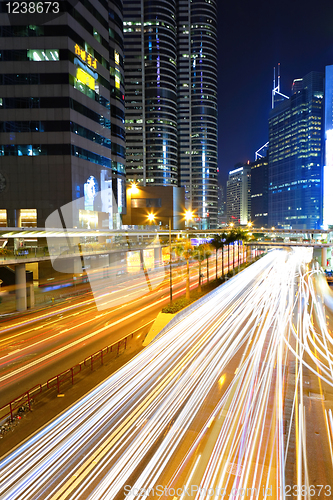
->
xmin=154 ymin=246 xmax=161 ymax=268
xmin=246 ymin=245 xmax=251 ymax=262
xmin=15 ymin=263 xmax=27 ymax=311
xmin=322 ymin=247 xmax=328 ymax=268
xmin=109 ymin=251 xmax=119 ymax=274
xmin=27 ymin=283 xmax=35 ymax=309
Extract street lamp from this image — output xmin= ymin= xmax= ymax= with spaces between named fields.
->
xmin=129 ymin=182 xmax=139 ymax=195
xmin=169 ymin=216 xmax=172 ymax=304
xmin=184 ymin=210 xmax=194 ymax=227
xmin=147 ymin=213 xmax=155 ymax=224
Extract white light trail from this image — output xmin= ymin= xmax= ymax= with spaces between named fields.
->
xmin=1 ymin=247 xmax=332 ymax=499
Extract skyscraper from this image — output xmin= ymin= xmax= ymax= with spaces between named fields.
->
xmin=250 ymin=155 xmax=268 ymax=228
xmin=324 ymin=65 xmax=333 ymax=228
xmin=226 ymin=165 xmax=251 ymax=225
xmin=0 ymin=0 xmax=126 ymax=229
xmin=123 ymin=0 xmax=218 ymax=228
xmin=268 ymin=71 xmax=324 ymax=230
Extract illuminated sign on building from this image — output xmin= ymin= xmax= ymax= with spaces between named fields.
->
xmin=84 ymin=176 xmax=98 ymax=211
xmin=143 ymin=249 xmax=154 ymax=271
xmin=76 ymin=67 xmax=95 ymax=90
xmin=190 ymin=237 xmax=212 ymax=246
xmin=74 ymin=44 xmax=97 ymax=70
xmin=162 ymin=247 xmax=170 ymax=265
xmin=79 ymin=210 xmax=98 ymax=229
xmin=127 ymin=251 xmax=141 ymax=274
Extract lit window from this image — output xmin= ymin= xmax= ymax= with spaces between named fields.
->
xmin=27 ymin=49 xmax=59 ymax=61
xmin=114 ymin=50 xmax=120 ymax=65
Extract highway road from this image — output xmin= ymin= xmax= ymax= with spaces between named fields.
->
xmin=2 ymin=248 xmax=333 ymax=499
xmin=0 ymin=251 xmax=239 ymax=408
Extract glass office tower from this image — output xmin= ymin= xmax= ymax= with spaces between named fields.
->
xmin=0 ymin=0 xmax=126 ymax=229
xmin=268 ymin=71 xmax=324 ymax=230
xmin=123 ymin=0 xmax=218 ymax=228
xmin=324 ymin=65 xmax=333 ymax=228
xmin=123 ymin=0 xmax=178 ymax=188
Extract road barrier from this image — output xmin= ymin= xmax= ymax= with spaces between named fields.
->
xmin=0 ymin=332 xmax=134 ymax=419
xmin=0 ymin=385 xmax=42 ymax=421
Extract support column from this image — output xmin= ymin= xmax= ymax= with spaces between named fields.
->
xmin=322 ymin=247 xmax=328 ymax=268
xmin=27 ymin=283 xmax=35 ymax=309
xmin=246 ymin=245 xmax=251 ymax=262
xmin=154 ymin=246 xmax=161 ymax=268
xmin=15 ymin=263 xmax=27 ymax=311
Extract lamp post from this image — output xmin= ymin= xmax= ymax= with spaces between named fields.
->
xmin=184 ymin=210 xmax=194 ymax=299
xmin=147 ymin=212 xmax=155 ymax=226
xmin=168 ymin=211 xmax=193 ymax=304
xmin=184 ymin=209 xmax=194 ymax=228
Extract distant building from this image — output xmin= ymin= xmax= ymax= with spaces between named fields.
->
xmin=226 ymin=165 xmax=251 ymax=225
xmin=123 ymin=185 xmax=185 ymax=229
xmin=217 ymin=183 xmax=227 ymax=226
xmin=250 ymin=155 xmax=268 ymax=228
xmin=268 ymin=71 xmax=324 ymax=229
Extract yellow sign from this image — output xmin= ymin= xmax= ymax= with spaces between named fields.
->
xmin=74 ymin=44 xmax=97 ymax=70
xmin=162 ymin=247 xmax=170 ymax=265
xmin=127 ymin=251 xmax=140 ymax=274
xmin=76 ymin=68 xmax=95 ymax=90
xmin=143 ymin=249 xmax=154 ymax=271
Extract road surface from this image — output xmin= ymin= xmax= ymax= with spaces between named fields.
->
xmin=2 ymin=248 xmax=331 ymax=499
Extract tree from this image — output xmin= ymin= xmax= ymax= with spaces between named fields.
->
xmin=173 ymin=242 xmax=184 ymax=264
xmin=204 ymin=244 xmax=213 ymax=283
xmin=225 ymin=231 xmax=236 ymax=274
xmin=193 ymin=245 xmax=205 ymax=293
xmin=211 ymin=235 xmax=222 ymax=280
xmin=181 ymin=241 xmax=194 ymax=299
xmin=193 ymin=244 xmax=212 ymax=292
xmin=219 ymin=232 xmax=228 ymax=279
xmin=233 ymin=227 xmax=249 ymax=267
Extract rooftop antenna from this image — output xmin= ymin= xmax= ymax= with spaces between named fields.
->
xmin=255 ymin=141 xmax=269 ymax=161
xmin=272 ymin=63 xmax=289 ymax=109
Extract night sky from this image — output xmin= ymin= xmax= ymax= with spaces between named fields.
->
xmin=217 ymin=0 xmax=333 ymax=186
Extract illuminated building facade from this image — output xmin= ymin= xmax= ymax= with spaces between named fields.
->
xmin=0 ymin=0 xmax=126 ymax=229
xmin=268 ymin=71 xmax=324 ymax=230
xmin=324 ymin=64 xmax=333 ymax=228
xmin=250 ymin=155 xmax=268 ymax=228
xmin=123 ymin=0 xmax=218 ymax=229
xmin=226 ymin=165 xmax=251 ymax=225
xmin=123 ymin=184 xmax=185 ymax=229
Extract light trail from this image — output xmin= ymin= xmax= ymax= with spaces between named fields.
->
xmin=1 ymin=248 xmax=332 ymax=499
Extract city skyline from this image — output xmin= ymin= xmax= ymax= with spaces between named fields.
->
xmin=217 ymin=0 xmax=333 ymax=185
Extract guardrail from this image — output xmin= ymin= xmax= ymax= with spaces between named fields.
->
xmin=0 ymin=332 xmax=134 ymax=421
xmin=0 ymin=385 xmax=42 ymax=421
